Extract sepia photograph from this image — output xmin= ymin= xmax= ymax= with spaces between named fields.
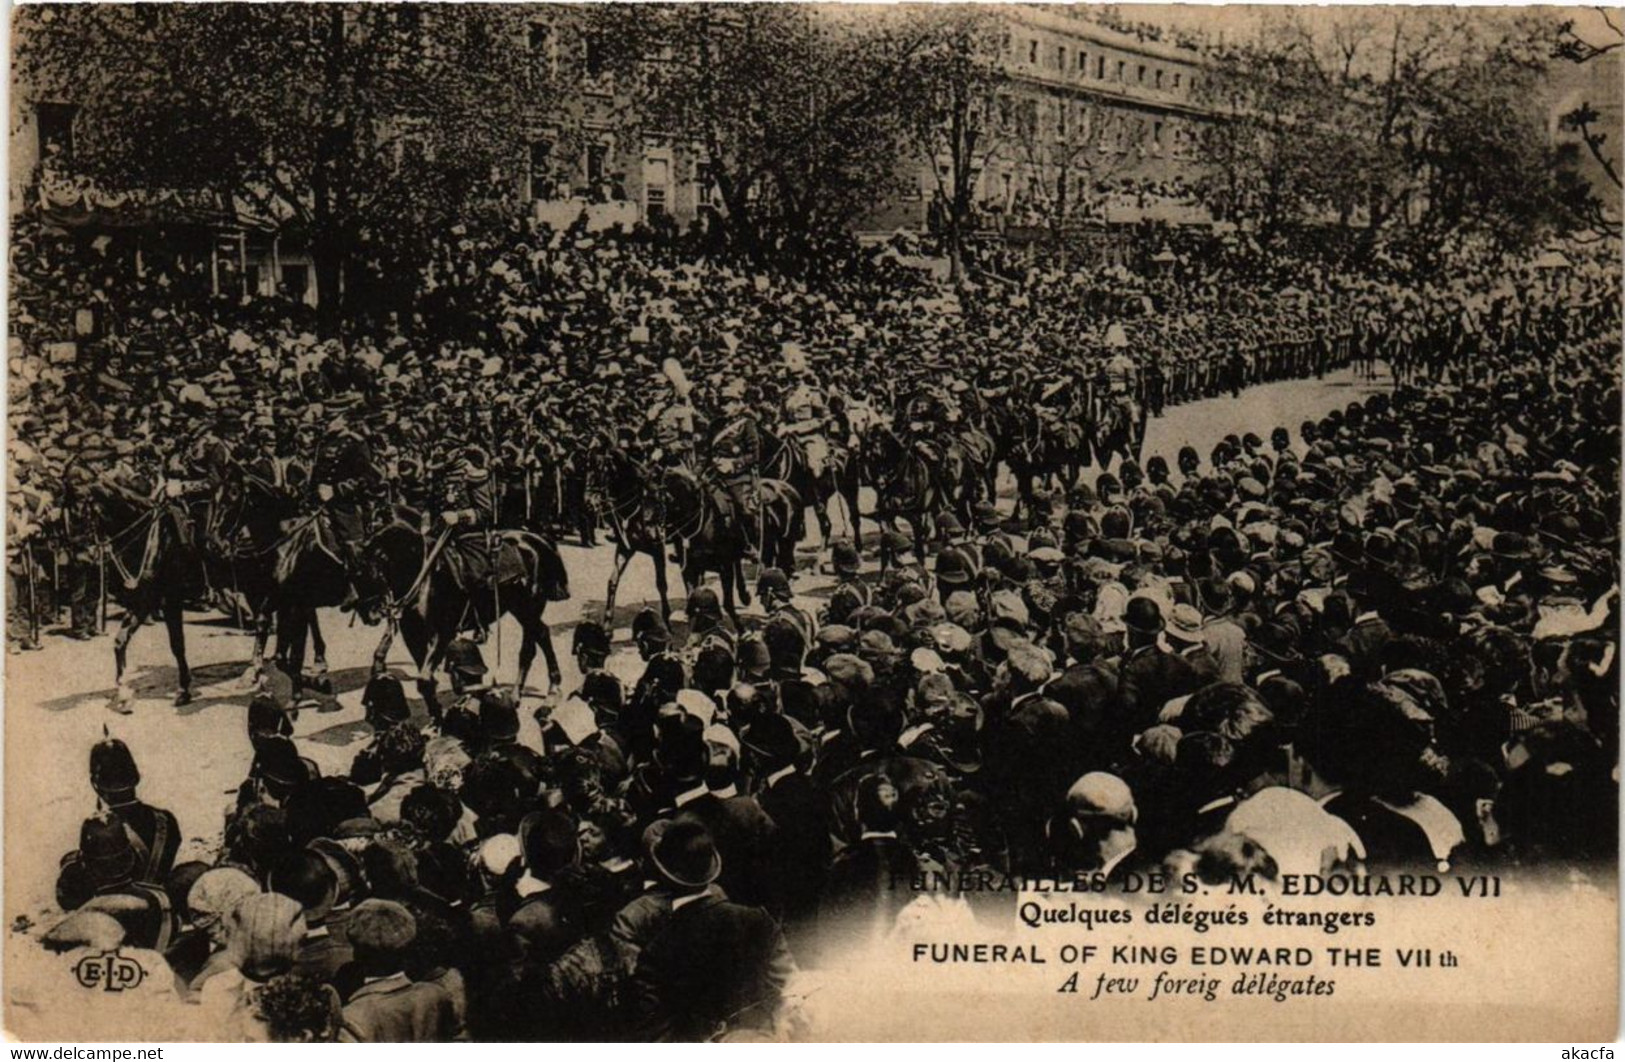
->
xmin=3 ymin=1 xmax=1620 ymax=1044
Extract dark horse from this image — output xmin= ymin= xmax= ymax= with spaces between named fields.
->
xmin=861 ymin=428 xmax=951 ymax=570
xmin=661 ymin=466 xmax=801 ymax=619
xmin=354 ymin=507 xmax=570 ymax=718
xmin=1092 ymin=390 xmax=1147 ymax=473
xmin=1017 ymin=414 xmax=1089 ymax=514
xmin=582 ymin=442 xmax=676 ymax=623
xmin=761 ymin=430 xmax=864 ymax=550
xmin=203 ymin=464 xmax=335 ymax=695
xmin=267 ymin=506 xmax=359 ymax=700
xmin=90 ymin=477 xmax=208 ymax=709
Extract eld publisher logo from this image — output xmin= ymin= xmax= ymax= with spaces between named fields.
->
xmin=72 ymin=949 xmax=146 ymax=992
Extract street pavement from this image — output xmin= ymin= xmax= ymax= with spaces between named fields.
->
xmin=3 ymin=363 xmax=1390 ymax=932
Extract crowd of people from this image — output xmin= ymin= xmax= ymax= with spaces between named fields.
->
xmin=9 ymin=196 xmax=1621 ymax=1040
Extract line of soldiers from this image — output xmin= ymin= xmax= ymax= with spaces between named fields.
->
xmin=8 ymin=207 xmax=1614 ymax=652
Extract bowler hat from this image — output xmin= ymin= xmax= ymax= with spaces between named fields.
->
xmin=741 ymin=714 xmax=800 ymax=767
xmin=1124 ymin=595 xmax=1163 ymax=635
xmin=519 ymin=809 xmax=581 ymax=878
xmin=650 ymin=819 xmax=722 ymax=889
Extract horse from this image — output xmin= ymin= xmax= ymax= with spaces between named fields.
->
xmin=354 ymin=507 xmax=570 ymax=718
xmin=89 ymin=477 xmax=209 ymax=709
xmin=949 ymin=422 xmax=999 ymax=517
xmin=203 ymin=462 xmax=336 ymax=695
xmin=264 ymin=503 xmax=363 ymax=701
xmin=761 ymin=429 xmax=864 ymax=550
xmin=660 ymin=465 xmax=801 ymax=619
xmin=581 ymin=443 xmax=676 ymax=623
xmin=1015 ymin=412 xmax=1089 ymax=514
xmin=1092 ymin=390 xmax=1146 ymax=472
xmin=861 ymin=427 xmax=949 ymax=570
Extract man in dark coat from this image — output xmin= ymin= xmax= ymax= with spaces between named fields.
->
xmin=628 ymin=821 xmax=793 ymax=1041
xmin=665 ymin=716 xmax=778 ymax=910
xmin=1116 ymin=596 xmax=1206 ymax=729
xmin=817 ymin=773 xmax=921 ymax=940
xmin=742 ymin=715 xmax=828 ymax=936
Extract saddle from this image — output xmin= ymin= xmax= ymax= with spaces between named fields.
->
xmin=440 ymin=531 xmax=529 ymax=595
xmin=273 ymin=511 xmax=345 ymax=584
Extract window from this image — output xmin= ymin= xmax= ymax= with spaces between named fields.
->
xmin=585 ymin=37 xmax=606 ymax=77
xmin=527 ymin=140 xmax=553 ymax=200
xmin=1057 ymin=102 xmax=1067 ymax=138
xmin=644 ymin=155 xmax=670 ymax=218
xmin=1097 ymin=55 xmax=1106 ymax=79
xmin=1155 ymin=69 xmax=1164 ymax=89
xmin=1056 ymin=45 xmax=1066 ymax=71
xmin=36 ymin=102 xmax=77 ymax=162
xmin=586 ymin=142 xmax=608 ymax=185
xmin=281 ymin=264 xmax=309 ymax=301
xmin=1153 ymin=121 xmax=1163 ymax=148
xmin=1137 ymin=64 xmax=1146 ymax=83
xmin=529 ymin=22 xmax=551 ymax=54
xmin=1116 ymin=60 xmax=1125 ymax=81
xmin=1028 ymin=39 xmax=1038 ymax=64
xmin=1078 ymin=50 xmax=1087 ymax=74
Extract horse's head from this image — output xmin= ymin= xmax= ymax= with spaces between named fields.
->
xmin=351 ymin=516 xmax=425 ymax=625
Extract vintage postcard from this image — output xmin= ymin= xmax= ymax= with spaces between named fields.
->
xmin=5 ymin=2 xmax=1620 ymax=1043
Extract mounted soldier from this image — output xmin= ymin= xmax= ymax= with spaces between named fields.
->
xmin=308 ymin=404 xmax=383 ymax=582
xmin=783 ymin=371 xmax=831 ymax=468
xmin=651 ymin=357 xmax=698 ymax=469
xmin=707 ymin=378 xmax=762 ymax=559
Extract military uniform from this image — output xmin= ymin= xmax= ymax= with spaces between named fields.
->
xmin=709 ymin=406 xmax=762 ymax=552
xmin=310 ymin=421 xmax=382 ymax=560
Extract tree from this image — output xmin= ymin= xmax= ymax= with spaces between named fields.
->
xmin=1006 ymin=91 xmax=1138 ymax=242
xmin=1553 ymin=8 xmax=1624 ymax=193
xmin=14 ymin=3 xmax=538 ymax=337
xmin=903 ymin=7 xmax=1008 ymax=279
xmin=1198 ymin=8 xmax=1591 ymax=262
xmin=583 ymin=4 xmax=937 ymax=255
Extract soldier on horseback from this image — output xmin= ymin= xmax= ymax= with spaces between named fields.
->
xmin=898 ymin=384 xmax=950 ymax=465
xmin=434 ymin=444 xmax=496 ymax=533
xmin=651 ymin=357 xmax=698 ymax=469
xmin=782 ymin=369 xmax=831 ymax=477
xmin=309 ymin=409 xmax=383 ymax=603
xmin=708 ymin=379 xmax=762 ymax=560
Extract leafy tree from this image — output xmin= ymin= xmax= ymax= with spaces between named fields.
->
xmin=1552 ymin=7 xmax=1623 ymax=199
xmin=13 ymin=3 xmax=540 ymax=336
xmin=902 ymin=7 xmax=1008 ymax=278
xmin=1199 ymin=9 xmax=1592 ymax=262
xmin=583 ymin=4 xmax=938 ymax=255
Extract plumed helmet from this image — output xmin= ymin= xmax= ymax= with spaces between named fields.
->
xmin=90 ymin=734 xmax=140 ymax=792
